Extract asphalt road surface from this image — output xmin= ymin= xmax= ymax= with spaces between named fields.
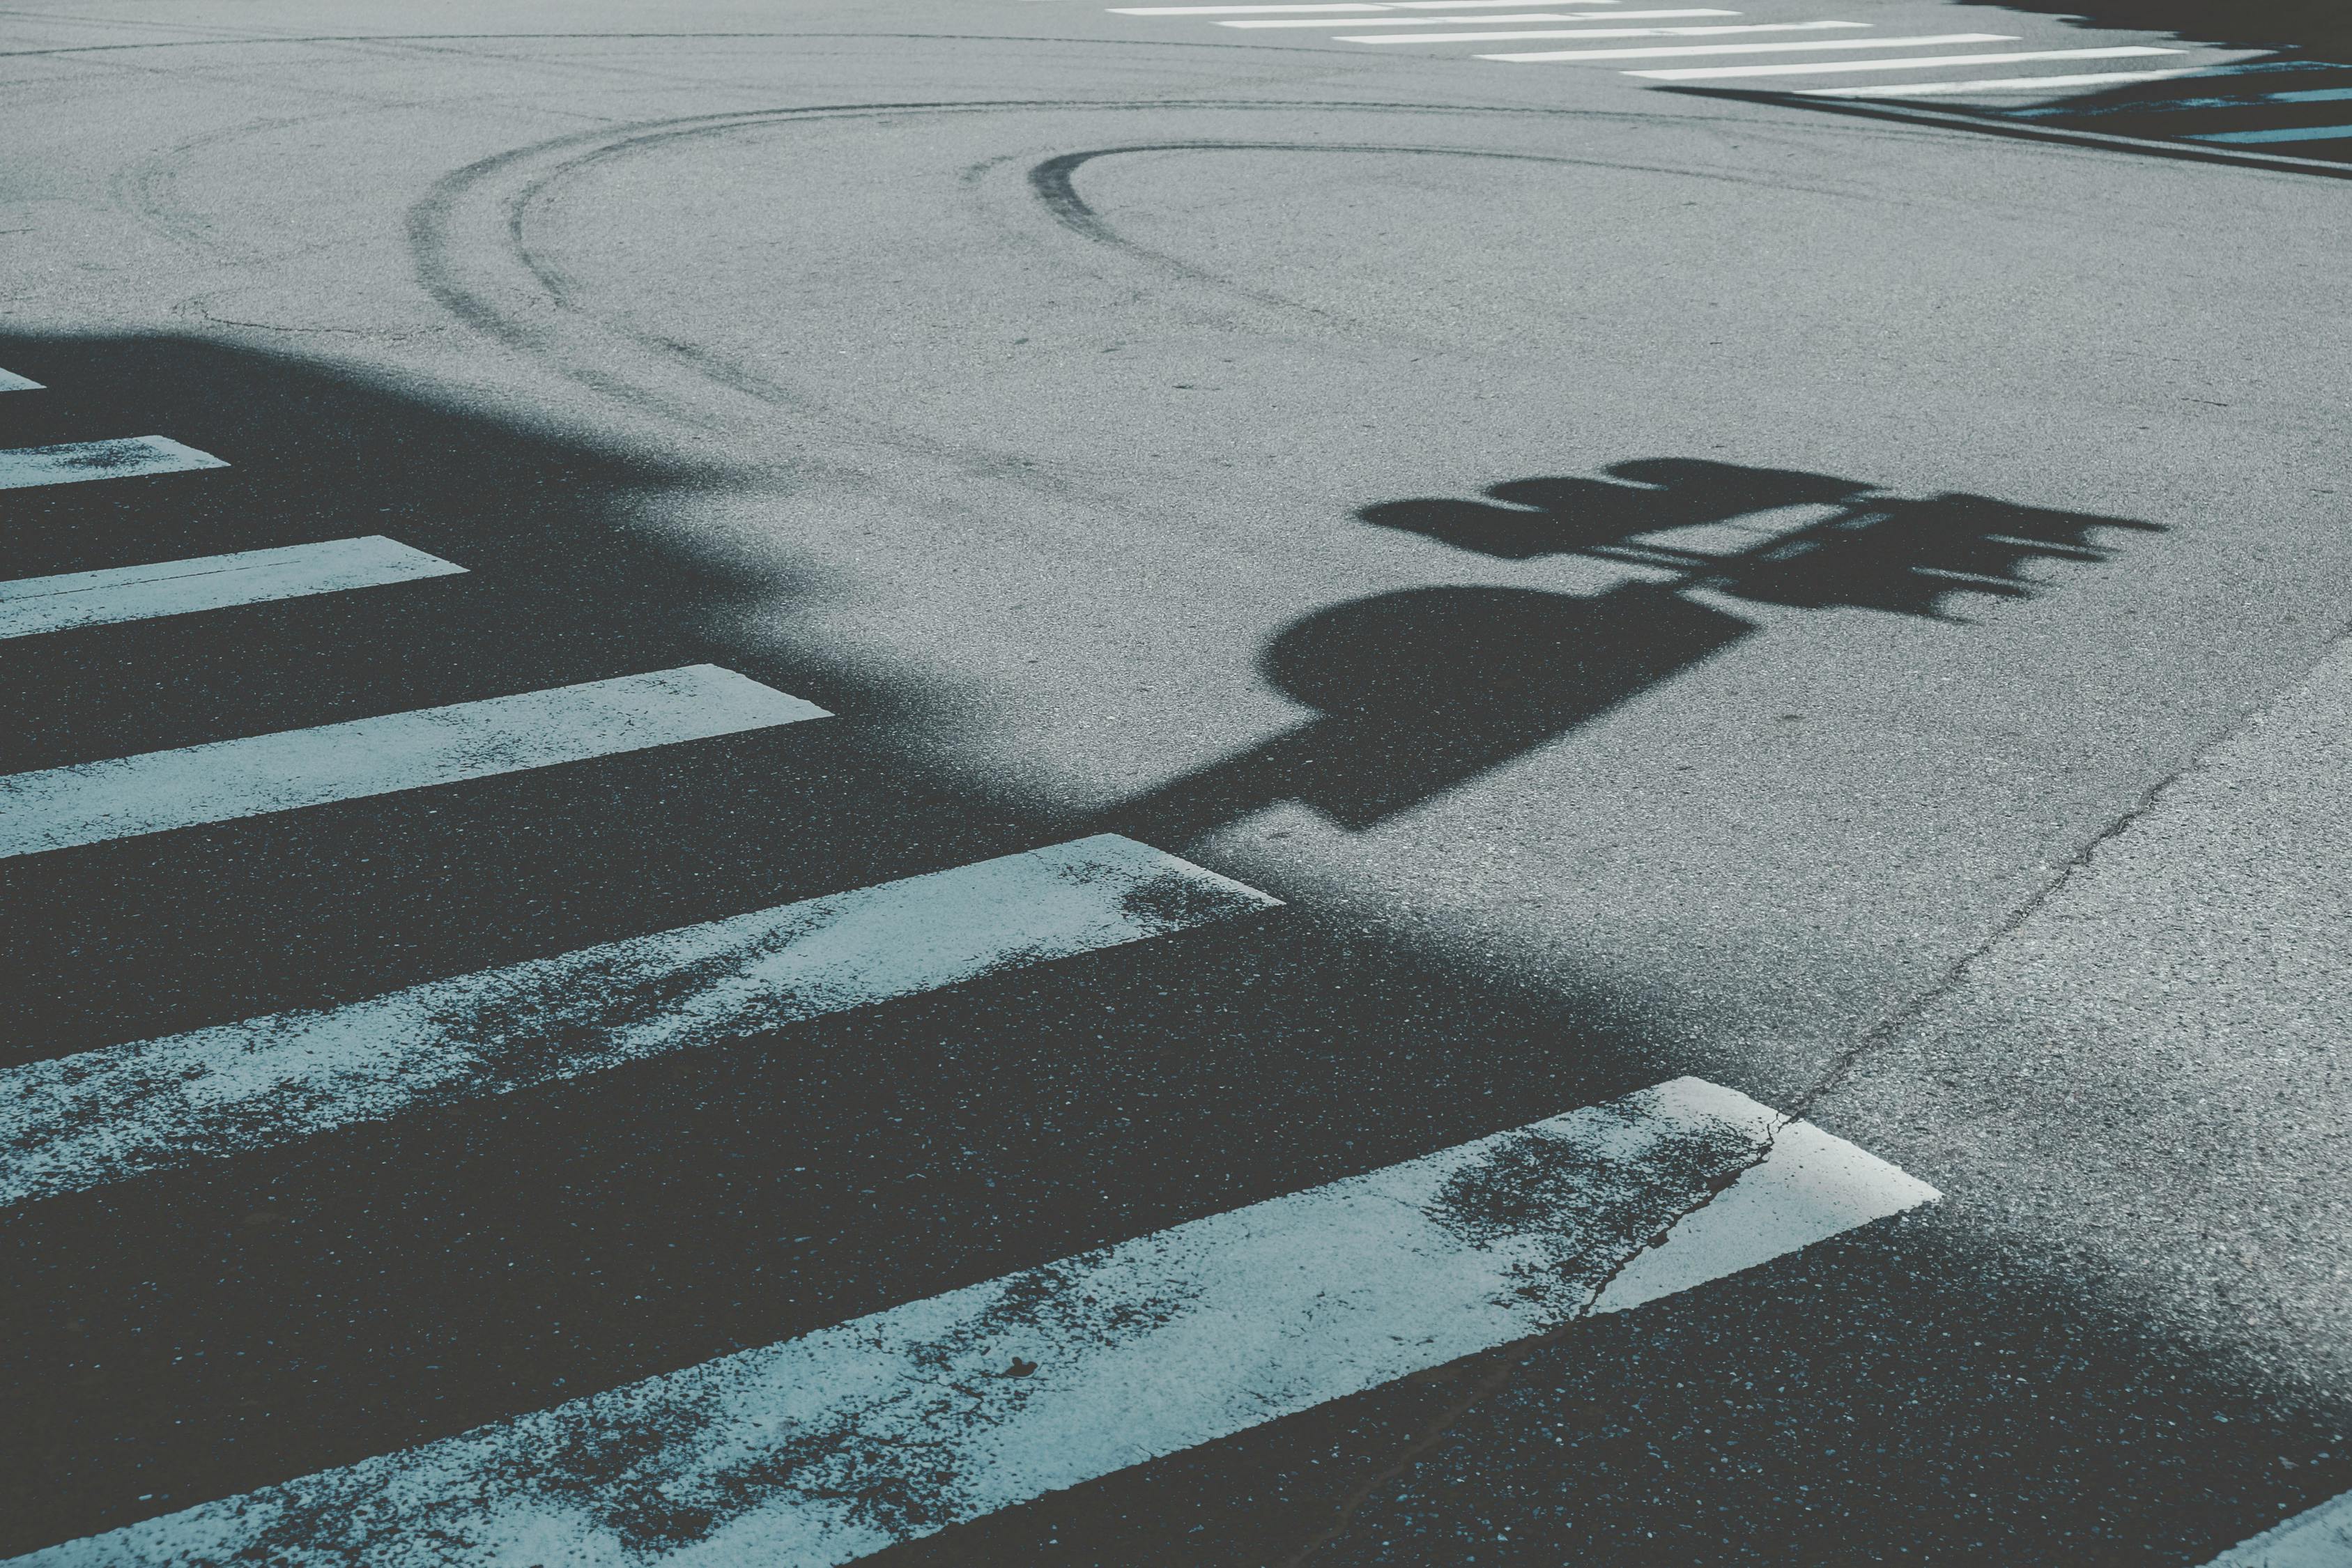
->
xmin=3 ymin=1 xmax=2351 ymax=1563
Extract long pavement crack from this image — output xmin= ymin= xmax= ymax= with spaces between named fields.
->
xmin=1270 ymin=1116 xmax=1790 ymax=1568
xmin=1270 ymin=631 xmax=2352 ymax=1565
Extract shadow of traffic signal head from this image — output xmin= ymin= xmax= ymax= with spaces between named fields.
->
xmin=1106 ymin=459 xmax=2161 ymax=843
xmin=1360 ymin=457 xmax=2162 ymax=621
xmin=1109 ymin=584 xmax=1754 ymax=838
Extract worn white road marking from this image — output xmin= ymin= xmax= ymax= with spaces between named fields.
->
xmin=0 ymin=366 xmax=41 ymax=392
xmin=2192 ymin=123 xmax=2352 ymax=144
xmin=0 ymin=537 xmax=464 ymax=640
xmin=1479 ymin=30 xmax=2010 ymax=61
xmin=0 ymin=665 xmax=826 ymax=860
xmin=1351 ymin=17 xmax=1859 ymax=42
xmin=1623 ymin=43 xmax=2181 ymax=77
xmin=1223 ymin=8 xmax=1724 ymax=23
xmin=6 ymin=1077 xmax=1934 ymax=1567
xmin=0 ymin=835 xmax=1276 ymax=1208
xmin=1795 ymin=68 xmax=2203 ymax=95
xmin=1114 ymin=0 xmax=1608 ymax=11
xmin=0 ymin=436 xmax=226 ymax=491
xmin=1112 ymin=2 xmax=1389 ymax=13
xmin=2198 ymin=1486 xmax=2352 ymax=1566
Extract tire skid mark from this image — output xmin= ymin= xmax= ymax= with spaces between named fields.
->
xmin=407 ymin=96 xmax=1856 ymax=492
xmin=1023 ymin=136 xmax=1870 ymax=318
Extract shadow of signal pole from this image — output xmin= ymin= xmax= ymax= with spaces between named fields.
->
xmin=1104 ymin=458 xmax=2161 ymax=841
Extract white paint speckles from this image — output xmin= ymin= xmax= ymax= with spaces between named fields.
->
xmin=2198 ymin=1486 xmax=2352 ymax=1566
xmin=0 ymin=537 xmax=465 ymax=639
xmin=6 ymin=1079 xmax=1935 ymax=1567
xmin=0 ymin=366 xmax=42 ymax=392
xmin=0 ymin=665 xmax=826 ymax=860
xmin=0 ymin=436 xmax=227 ymax=490
xmin=0 ymin=836 xmax=1278 ymax=1207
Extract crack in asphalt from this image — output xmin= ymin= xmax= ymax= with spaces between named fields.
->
xmin=1276 ymin=620 xmax=2352 ymax=1564
xmin=1274 ymin=1112 xmax=1786 ymax=1568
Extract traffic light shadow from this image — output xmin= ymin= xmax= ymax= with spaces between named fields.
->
xmin=1105 ymin=458 xmax=2161 ymax=841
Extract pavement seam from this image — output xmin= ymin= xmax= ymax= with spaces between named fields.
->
xmin=1271 ymin=1119 xmax=1782 ymax=1567
xmin=1787 ymin=623 xmax=2352 ymax=1122
xmin=1275 ymin=616 xmax=2352 ymax=1564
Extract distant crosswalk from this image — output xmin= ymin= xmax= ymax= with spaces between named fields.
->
xmin=1802 ymin=58 xmax=2352 ymax=162
xmin=1103 ymin=0 xmax=2352 ymax=165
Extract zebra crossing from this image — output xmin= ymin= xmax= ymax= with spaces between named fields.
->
xmin=13 ymin=1079 xmax=1934 ymax=1567
xmin=0 ymin=537 xmax=466 ymax=641
xmin=0 ymin=358 xmax=1942 ymax=1562
xmin=1107 ymin=1 xmax=2352 ymax=167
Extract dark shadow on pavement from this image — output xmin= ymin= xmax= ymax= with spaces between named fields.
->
xmin=1671 ymin=0 xmax=2352 ymax=176
xmin=1963 ymin=0 xmax=2352 ymax=59
xmin=1106 ymin=459 xmax=2158 ymax=841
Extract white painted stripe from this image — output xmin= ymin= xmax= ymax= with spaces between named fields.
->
xmin=0 ymin=666 xmax=827 ymax=861
xmin=1622 ymin=44 xmax=2182 ymax=78
xmin=1350 ymin=17 xmax=1861 ymax=43
xmin=1111 ymin=2 xmax=1389 ymax=13
xmin=1796 ymin=68 xmax=2204 ymax=96
xmin=2192 ymin=122 xmax=2352 ymax=144
xmin=1113 ymin=0 xmax=1608 ymax=11
xmin=0 ymin=537 xmax=465 ymax=640
xmin=1478 ymin=30 xmax=2013 ymax=61
xmin=6 ymin=1077 xmax=1935 ymax=1567
xmin=0 ymin=835 xmax=1277 ymax=1208
xmin=1224 ymin=8 xmax=1724 ymax=24
xmin=2198 ymin=1486 xmax=2352 ymax=1567
xmin=0 ymin=366 xmax=42 ymax=392
xmin=0 ymin=436 xmax=227 ymax=491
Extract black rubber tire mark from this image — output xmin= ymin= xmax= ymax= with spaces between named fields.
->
xmin=1022 ymin=137 xmax=1875 ymax=314
xmin=112 ymin=108 xmax=387 ymax=263
xmin=406 ymin=97 xmax=1899 ymax=484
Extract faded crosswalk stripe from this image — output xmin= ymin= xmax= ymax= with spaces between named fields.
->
xmin=1348 ymin=19 xmax=1866 ymax=43
xmin=0 ymin=537 xmax=464 ymax=640
xmin=6 ymin=1077 xmax=1935 ymax=1567
xmin=0 ymin=367 xmax=41 ymax=392
xmin=1623 ymin=44 xmax=2183 ymax=79
xmin=0 ymin=665 xmax=826 ymax=860
xmin=2199 ymin=1486 xmax=2352 ymax=1566
xmin=1223 ymin=8 xmax=1729 ymax=24
xmin=1795 ymin=68 xmax=2204 ymax=97
xmin=1479 ymin=30 xmax=2009 ymax=61
xmin=1114 ymin=1 xmax=1612 ymax=12
xmin=0 ymin=436 xmax=226 ymax=491
xmin=0 ymin=835 xmax=1278 ymax=1207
